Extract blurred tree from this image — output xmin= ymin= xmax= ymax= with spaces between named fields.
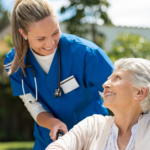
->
xmin=0 ymin=35 xmax=34 ymax=141
xmin=0 ymin=0 xmax=10 ymax=32
xmin=107 ymin=32 xmax=150 ymax=62
xmin=3 ymin=34 xmax=13 ymax=48
xmin=60 ymin=0 xmax=112 ymax=47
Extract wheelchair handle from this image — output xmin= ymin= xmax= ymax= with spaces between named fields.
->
xmin=56 ymin=130 xmax=64 ymax=140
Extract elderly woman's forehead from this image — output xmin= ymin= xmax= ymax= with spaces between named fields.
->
xmin=110 ymin=69 xmax=131 ymax=78
xmin=113 ymin=68 xmax=126 ymax=74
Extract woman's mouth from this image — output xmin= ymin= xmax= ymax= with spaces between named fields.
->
xmin=104 ymin=92 xmax=116 ymax=97
xmin=43 ymin=47 xmax=54 ymax=51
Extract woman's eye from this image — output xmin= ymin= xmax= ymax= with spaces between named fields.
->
xmin=116 ymin=76 xmax=121 ymax=79
xmin=112 ymin=75 xmax=120 ymax=81
xmin=38 ymin=38 xmax=44 ymax=41
xmin=53 ymin=31 xmax=58 ymax=35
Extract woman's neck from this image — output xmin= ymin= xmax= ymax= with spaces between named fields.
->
xmin=114 ymin=108 xmax=142 ymax=136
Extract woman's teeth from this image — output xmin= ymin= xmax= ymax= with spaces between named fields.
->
xmin=44 ymin=47 xmax=52 ymax=50
xmin=105 ymin=93 xmax=115 ymax=96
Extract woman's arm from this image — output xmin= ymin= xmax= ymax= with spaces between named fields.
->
xmin=46 ymin=116 xmax=96 ymax=150
xmin=19 ymin=94 xmax=48 ymax=121
xmin=20 ymin=94 xmax=68 ymax=141
xmin=37 ymin=112 xmax=68 ymax=141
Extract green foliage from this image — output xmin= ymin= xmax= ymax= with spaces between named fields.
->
xmin=0 ymin=1 xmax=10 ymax=32
xmin=107 ymin=32 xmax=150 ymax=62
xmin=61 ymin=0 xmax=112 ymax=25
xmin=0 ymin=142 xmax=34 ymax=150
xmin=3 ymin=35 xmax=13 ymax=48
xmin=0 ymin=35 xmax=34 ymax=141
xmin=60 ymin=0 xmax=112 ymax=47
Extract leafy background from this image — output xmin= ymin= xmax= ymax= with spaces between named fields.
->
xmin=0 ymin=0 xmax=150 ymax=145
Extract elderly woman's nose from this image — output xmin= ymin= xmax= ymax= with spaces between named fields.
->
xmin=103 ymin=79 xmax=111 ymax=88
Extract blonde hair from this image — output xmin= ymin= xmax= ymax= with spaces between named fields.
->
xmin=7 ymin=0 xmax=57 ymax=75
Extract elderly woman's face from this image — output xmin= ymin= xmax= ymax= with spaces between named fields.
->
xmin=20 ymin=16 xmax=61 ymax=56
xmin=102 ymin=69 xmax=138 ymax=110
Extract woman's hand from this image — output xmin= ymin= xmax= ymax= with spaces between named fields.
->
xmin=49 ymin=118 xmax=68 ymax=141
xmin=37 ymin=112 xmax=68 ymax=141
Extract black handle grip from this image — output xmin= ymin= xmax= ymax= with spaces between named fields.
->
xmin=56 ymin=130 xmax=64 ymax=140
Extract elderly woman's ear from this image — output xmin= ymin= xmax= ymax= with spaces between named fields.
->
xmin=135 ymin=87 xmax=149 ymax=101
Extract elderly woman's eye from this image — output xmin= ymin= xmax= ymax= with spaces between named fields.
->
xmin=112 ymin=75 xmax=120 ymax=81
xmin=116 ymin=76 xmax=121 ymax=79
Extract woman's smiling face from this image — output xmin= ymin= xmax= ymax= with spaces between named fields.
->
xmin=19 ymin=16 xmax=61 ymax=56
xmin=102 ymin=69 xmax=138 ymax=110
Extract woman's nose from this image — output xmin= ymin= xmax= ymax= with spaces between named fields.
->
xmin=102 ymin=79 xmax=111 ymax=89
xmin=45 ymin=37 xmax=54 ymax=48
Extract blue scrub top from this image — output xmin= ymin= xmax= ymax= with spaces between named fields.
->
xmin=4 ymin=33 xmax=114 ymax=150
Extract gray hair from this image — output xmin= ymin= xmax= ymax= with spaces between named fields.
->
xmin=114 ymin=58 xmax=150 ymax=113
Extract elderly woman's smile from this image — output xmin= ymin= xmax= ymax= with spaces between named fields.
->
xmin=104 ymin=92 xmax=116 ymax=97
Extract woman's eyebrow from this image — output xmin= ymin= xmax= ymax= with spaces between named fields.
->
xmin=108 ymin=73 xmax=118 ymax=80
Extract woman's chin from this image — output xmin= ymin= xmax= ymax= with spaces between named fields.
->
xmin=103 ymin=101 xmax=112 ymax=109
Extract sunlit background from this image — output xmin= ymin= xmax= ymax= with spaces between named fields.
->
xmin=0 ymin=0 xmax=150 ymax=149
xmin=2 ymin=0 xmax=150 ymax=27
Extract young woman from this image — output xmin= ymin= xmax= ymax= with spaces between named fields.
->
xmin=4 ymin=0 xmax=113 ymax=149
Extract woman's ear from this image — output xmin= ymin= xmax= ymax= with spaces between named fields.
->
xmin=18 ymin=28 xmax=27 ymax=39
xmin=135 ymin=87 xmax=149 ymax=101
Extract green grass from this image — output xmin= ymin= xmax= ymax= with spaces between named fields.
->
xmin=0 ymin=142 xmax=34 ymax=150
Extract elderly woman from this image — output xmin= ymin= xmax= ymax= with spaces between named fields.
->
xmin=46 ymin=58 xmax=150 ymax=150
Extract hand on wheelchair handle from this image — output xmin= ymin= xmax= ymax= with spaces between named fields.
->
xmin=56 ymin=130 xmax=64 ymax=140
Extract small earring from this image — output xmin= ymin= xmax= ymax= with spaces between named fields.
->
xmin=25 ymin=38 xmax=28 ymax=40
xmin=135 ymin=97 xmax=137 ymax=99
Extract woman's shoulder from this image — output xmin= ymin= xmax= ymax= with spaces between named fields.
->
xmin=60 ymin=33 xmax=100 ymax=50
xmin=83 ymin=114 xmax=114 ymax=127
xmin=92 ymin=114 xmax=114 ymax=123
xmin=4 ymin=47 xmax=16 ymax=65
xmin=59 ymin=33 xmax=108 ymax=62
